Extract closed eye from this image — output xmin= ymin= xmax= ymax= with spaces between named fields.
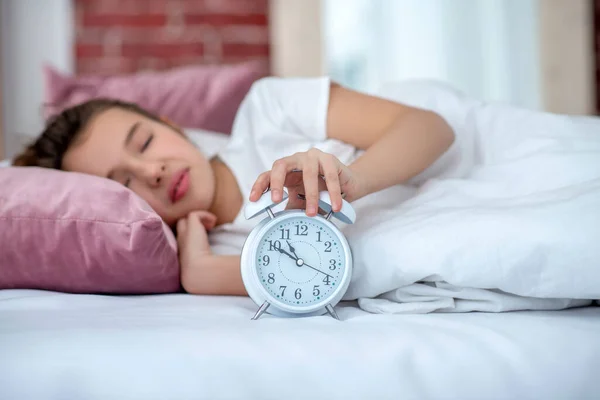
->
xmin=141 ymin=134 xmax=154 ymax=152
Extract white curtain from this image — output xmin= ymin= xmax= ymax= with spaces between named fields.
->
xmin=323 ymin=0 xmax=541 ymax=110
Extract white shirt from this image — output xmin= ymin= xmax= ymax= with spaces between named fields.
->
xmin=208 ymin=77 xmax=475 ymax=255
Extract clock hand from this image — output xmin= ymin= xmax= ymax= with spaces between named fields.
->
xmin=298 ymin=261 xmax=334 ymax=279
xmin=286 ymin=240 xmax=299 ymax=259
xmin=277 ymin=246 xmax=333 ymax=278
xmin=289 ymin=243 xmax=335 ymax=278
xmin=275 ymin=246 xmax=298 ymax=261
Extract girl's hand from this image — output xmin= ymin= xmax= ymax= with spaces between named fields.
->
xmin=249 ymin=148 xmax=366 ymax=217
xmin=176 ymin=211 xmax=217 ymax=266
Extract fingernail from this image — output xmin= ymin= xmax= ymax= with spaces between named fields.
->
xmin=272 ymin=189 xmax=279 ymax=200
xmin=307 ymin=205 xmax=316 ymax=215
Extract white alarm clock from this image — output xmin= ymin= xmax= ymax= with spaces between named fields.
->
xmin=241 ymin=188 xmax=356 ymax=320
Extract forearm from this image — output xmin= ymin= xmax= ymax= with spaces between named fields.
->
xmin=181 ymin=254 xmax=248 ymax=296
xmin=348 ymin=110 xmax=454 ymax=200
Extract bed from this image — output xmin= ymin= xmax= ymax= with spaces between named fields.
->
xmin=0 ymin=289 xmax=599 ymax=400
xmin=2 ymin=87 xmax=600 ymax=400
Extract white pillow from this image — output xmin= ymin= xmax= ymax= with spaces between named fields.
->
xmin=184 ymin=128 xmax=230 ymax=158
xmin=0 ymin=159 xmax=10 ymax=168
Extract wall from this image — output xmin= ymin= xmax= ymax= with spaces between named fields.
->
xmin=269 ymin=0 xmax=324 ymax=77
xmin=539 ymin=0 xmax=594 ymax=115
xmin=74 ymin=0 xmax=270 ymax=74
xmin=0 ymin=0 xmax=74 ymax=159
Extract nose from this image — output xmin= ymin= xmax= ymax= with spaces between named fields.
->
xmin=134 ymin=161 xmax=166 ymax=187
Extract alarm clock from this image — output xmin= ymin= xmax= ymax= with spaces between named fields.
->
xmin=241 ymin=188 xmax=356 ymax=320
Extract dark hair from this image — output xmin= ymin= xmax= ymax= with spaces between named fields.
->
xmin=13 ymin=98 xmax=164 ymax=169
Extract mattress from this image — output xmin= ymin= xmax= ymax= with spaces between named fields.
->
xmin=1 ymin=289 xmax=599 ymax=400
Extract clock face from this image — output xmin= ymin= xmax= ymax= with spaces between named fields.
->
xmin=255 ymin=215 xmax=347 ymax=308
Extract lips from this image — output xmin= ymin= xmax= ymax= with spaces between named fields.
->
xmin=169 ymin=168 xmax=190 ymax=204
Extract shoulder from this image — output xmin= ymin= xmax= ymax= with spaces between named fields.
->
xmin=245 ymin=76 xmax=332 ymax=102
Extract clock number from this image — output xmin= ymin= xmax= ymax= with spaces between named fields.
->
xmin=279 ymin=229 xmax=290 ymax=240
xmin=324 ymin=241 xmax=332 ymax=252
xmin=313 ymin=285 xmax=320 ymax=296
xmin=268 ymin=273 xmax=275 ymax=284
xmin=295 ymin=224 xmax=308 ymax=236
xmin=262 ymin=255 xmax=270 ymax=266
xmin=268 ymin=240 xmax=281 ymax=251
xmin=323 ymin=275 xmax=331 ymax=285
xmin=295 ymin=288 xmax=302 ymax=299
xmin=279 ymin=286 xmax=287 ymax=296
xmin=316 ymin=231 xmax=322 ymax=242
xmin=329 ymin=259 xmax=337 ymax=270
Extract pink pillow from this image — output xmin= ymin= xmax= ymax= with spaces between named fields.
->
xmin=43 ymin=61 xmax=268 ymax=134
xmin=0 ymin=167 xmax=180 ymax=294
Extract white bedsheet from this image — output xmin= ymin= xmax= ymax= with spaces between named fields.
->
xmin=1 ymin=289 xmax=599 ymax=400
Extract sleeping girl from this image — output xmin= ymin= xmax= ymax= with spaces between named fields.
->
xmin=13 ymin=77 xmax=456 ymax=296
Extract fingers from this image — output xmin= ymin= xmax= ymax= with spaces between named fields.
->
xmin=269 ymin=156 xmax=301 ymax=203
xmin=303 ymin=153 xmax=320 ymax=217
xmin=249 ymin=149 xmax=346 ymax=216
xmin=319 ymin=154 xmax=343 ymax=212
xmin=249 ymin=171 xmax=271 ymax=202
xmin=190 ymin=210 xmax=217 ymax=231
xmin=199 ymin=212 xmax=217 ymax=231
xmin=176 ymin=218 xmax=188 ymax=245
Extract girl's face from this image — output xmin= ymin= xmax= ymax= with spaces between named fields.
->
xmin=62 ymin=107 xmax=215 ymax=226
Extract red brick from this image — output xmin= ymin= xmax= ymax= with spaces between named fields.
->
xmin=184 ymin=13 xmax=267 ymax=26
xmin=148 ymin=0 xmax=171 ymax=13
xmin=83 ymin=14 xmax=167 ymax=27
xmin=201 ymin=0 xmax=268 ymax=14
xmin=167 ymin=56 xmax=208 ymax=68
xmin=136 ymin=57 xmax=170 ymax=71
xmin=221 ymin=55 xmax=269 ymax=68
xmin=122 ymin=43 xmax=204 ymax=58
xmin=106 ymin=26 xmax=209 ymax=44
xmin=179 ymin=0 xmax=208 ymax=13
xmin=75 ymin=0 xmax=271 ymax=76
xmin=75 ymin=7 xmax=85 ymax=29
xmin=80 ymin=0 xmax=151 ymax=15
xmin=220 ymin=25 xmax=269 ymax=44
xmin=76 ymin=44 xmax=104 ymax=58
xmin=222 ymin=43 xmax=269 ymax=57
xmin=160 ymin=26 xmax=208 ymax=43
xmin=76 ymin=27 xmax=106 ymax=44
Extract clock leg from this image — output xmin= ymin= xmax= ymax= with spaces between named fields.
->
xmin=251 ymin=301 xmax=271 ymax=320
xmin=325 ymin=304 xmax=340 ymax=320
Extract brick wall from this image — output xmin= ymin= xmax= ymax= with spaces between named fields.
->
xmin=74 ymin=0 xmax=270 ymax=75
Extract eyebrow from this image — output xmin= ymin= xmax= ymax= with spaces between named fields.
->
xmin=107 ymin=122 xmax=141 ymax=179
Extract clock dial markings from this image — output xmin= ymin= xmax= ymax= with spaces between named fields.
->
xmin=256 ymin=218 xmax=345 ymax=306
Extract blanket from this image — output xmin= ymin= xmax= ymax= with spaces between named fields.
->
xmin=341 ymin=81 xmax=600 ymax=313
